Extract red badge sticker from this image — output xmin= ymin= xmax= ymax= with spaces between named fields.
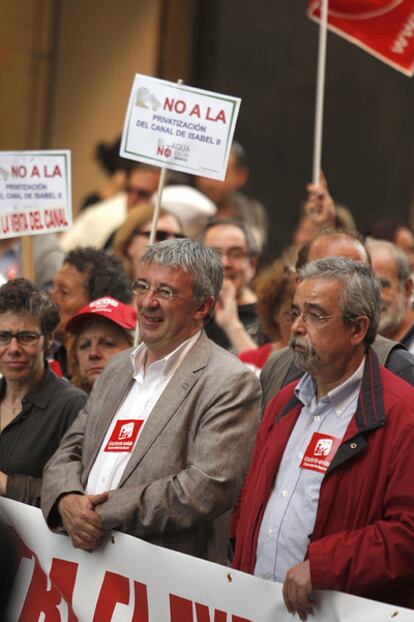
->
xmin=300 ymin=432 xmax=341 ymax=474
xmin=104 ymin=420 xmax=143 ymax=453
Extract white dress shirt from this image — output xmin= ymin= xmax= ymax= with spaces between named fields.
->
xmin=85 ymin=331 xmax=201 ymax=494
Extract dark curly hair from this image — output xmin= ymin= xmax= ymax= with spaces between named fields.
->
xmin=0 ymin=278 xmax=59 ymax=339
xmin=255 ymin=259 xmax=296 ymax=340
xmin=64 ymin=247 xmax=132 ymax=304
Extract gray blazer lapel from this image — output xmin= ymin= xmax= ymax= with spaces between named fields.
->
xmin=119 ymin=333 xmax=211 ymax=486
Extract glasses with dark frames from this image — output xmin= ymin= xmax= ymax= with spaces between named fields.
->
xmin=0 ymin=331 xmax=42 ymax=345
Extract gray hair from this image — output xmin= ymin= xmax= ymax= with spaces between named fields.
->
xmin=298 ymin=257 xmax=381 ymax=345
xmin=141 ymin=238 xmax=223 ymax=302
xmin=366 ymin=237 xmax=410 ymax=284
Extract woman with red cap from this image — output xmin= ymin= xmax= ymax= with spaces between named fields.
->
xmin=66 ymin=297 xmax=136 ymax=393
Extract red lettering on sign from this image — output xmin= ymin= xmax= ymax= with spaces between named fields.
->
xmin=11 ymin=165 xmax=27 ymax=178
xmin=163 ymin=98 xmax=186 ymax=114
xmin=19 ymin=563 xmax=62 ymax=622
xmin=0 ymin=215 xmax=9 ymax=234
xmin=31 ymin=165 xmax=40 ymax=177
xmin=44 ymin=164 xmax=62 ymax=177
xmin=170 ymin=594 xmax=193 ymax=621
xmin=29 ymin=210 xmax=44 ymax=230
xmin=93 ymin=571 xmax=149 ymax=622
xmin=10 ymin=213 xmax=29 ymax=233
xmin=44 ymin=208 xmax=69 ymax=228
xmin=10 ymin=529 xmax=79 ymax=621
xmin=196 ymin=602 xmax=227 ymax=622
xmin=164 ymin=97 xmax=174 ymax=112
xmin=206 ymin=108 xmax=226 ymax=124
xmin=169 ymin=594 xmax=251 ymax=622
xmin=189 ymin=104 xmax=201 ymax=118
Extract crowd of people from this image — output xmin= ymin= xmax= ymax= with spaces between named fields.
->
xmin=2 ymin=137 xmax=414 ymax=618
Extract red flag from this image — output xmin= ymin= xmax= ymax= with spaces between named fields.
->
xmin=308 ymin=1 xmax=414 ymax=76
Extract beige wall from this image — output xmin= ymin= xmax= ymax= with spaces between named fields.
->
xmin=51 ymin=0 xmax=162 ymax=213
xmin=0 ymin=0 xmax=196 ymax=216
xmin=0 ymin=0 xmax=56 ymax=149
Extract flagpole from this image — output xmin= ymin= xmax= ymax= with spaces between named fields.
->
xmin=312 ymin=0 xmax=329 ymax=185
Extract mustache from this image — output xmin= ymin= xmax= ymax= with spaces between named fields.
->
xmin=289 ymin=335 xmax=314 ymax=354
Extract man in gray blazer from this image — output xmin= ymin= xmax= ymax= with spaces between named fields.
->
xmin=41 ymin=239 xmax=261 ymax=564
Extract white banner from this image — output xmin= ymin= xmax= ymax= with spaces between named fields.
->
xmin=120 ymin=74 xmax=240 ymax=180
xmin=0 ymin=151 xmax=72 ymax=239
xmin=0 ymin=498 xmax=411 ymax=622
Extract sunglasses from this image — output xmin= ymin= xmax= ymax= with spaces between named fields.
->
xmin=125 ymin=186 xmax=153 ymax=201
xmin=134 ymin=230 xmax=185 ymax=243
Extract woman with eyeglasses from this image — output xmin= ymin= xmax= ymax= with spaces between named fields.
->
xmin=0 ymin=279 xmax=87 ymax=506
xmin=113 ymin=203 xmax=184 ymax=280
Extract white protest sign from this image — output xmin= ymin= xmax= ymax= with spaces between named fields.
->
xmin=1 ymin=498 xmax=412 ymax=622
xmin=120 ymin=74 xmax=240 ymax=180
xmin=0 ymin=151 xmax=71 ymax=239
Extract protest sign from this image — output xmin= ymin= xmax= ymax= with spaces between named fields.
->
xmin=120 ymin=74 xmax=240 ymax=180
xmin=1 ymin=498 xmax=412 ymax=622
xmin=0 ymin=151 xmax=71 ymax=239
xmin=308 ymin=0 xmax=414 ymax=76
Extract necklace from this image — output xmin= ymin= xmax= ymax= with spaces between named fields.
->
xmin=1 ymin=401 xmax=21 ymax=416
xmin=0 ymin=400 xmax=22 ymax=432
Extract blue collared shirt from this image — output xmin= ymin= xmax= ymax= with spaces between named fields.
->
xmin=254 ymin=357 xmax=365 ymax=583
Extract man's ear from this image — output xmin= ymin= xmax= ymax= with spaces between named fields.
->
xmin=404 ymin=277 xmax=413 ymax=302
xmin=350 ymin=316 xmax=370 ymax=346
xmin=194 ymin=296 xmax=216 ymax=321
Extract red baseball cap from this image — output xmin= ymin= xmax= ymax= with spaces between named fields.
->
xmin=65 ymin=297 xmax=137 ymax=333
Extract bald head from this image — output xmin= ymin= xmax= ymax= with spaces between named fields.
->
xmin=308 ymin=234 xmax=369 ymax=264
xmin=296 ymin=231 xmax=370 ymax=271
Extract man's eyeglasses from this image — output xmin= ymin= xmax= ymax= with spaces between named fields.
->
xmin=288 ymin=308 xmax=351 ymax=327
xmin=132 ymin=280 xmax=184 ymax=302
xmin=134 ymin=230 xmax=185 ymax=243
xmin=0 ymin=331 xmax=42 ymax=345
xmin=212 ymin=247 xmax=249 ymax=261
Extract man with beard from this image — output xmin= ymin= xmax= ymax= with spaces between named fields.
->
xmin=366 ymin=238 xmax=414 ymax=352
xmin=260 ymin=230 xmax=414 ymax=407
xmin=234 ymin=257 xmax=414 ymax=618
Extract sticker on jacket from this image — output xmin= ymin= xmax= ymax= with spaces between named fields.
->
xmin=299 ymin=432 xmax=341 ymax=473
xmin=104 ymin=420 xmax=144 ymax=452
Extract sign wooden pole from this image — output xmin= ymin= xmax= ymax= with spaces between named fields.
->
xmin=312 ymin=0 xmax=329 ymax=185
xmin=21 ymin=236 xmax=35 ymax=282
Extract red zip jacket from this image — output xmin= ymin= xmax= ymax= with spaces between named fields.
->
xmin=233 ymin=349 xmax=414 ymax=608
